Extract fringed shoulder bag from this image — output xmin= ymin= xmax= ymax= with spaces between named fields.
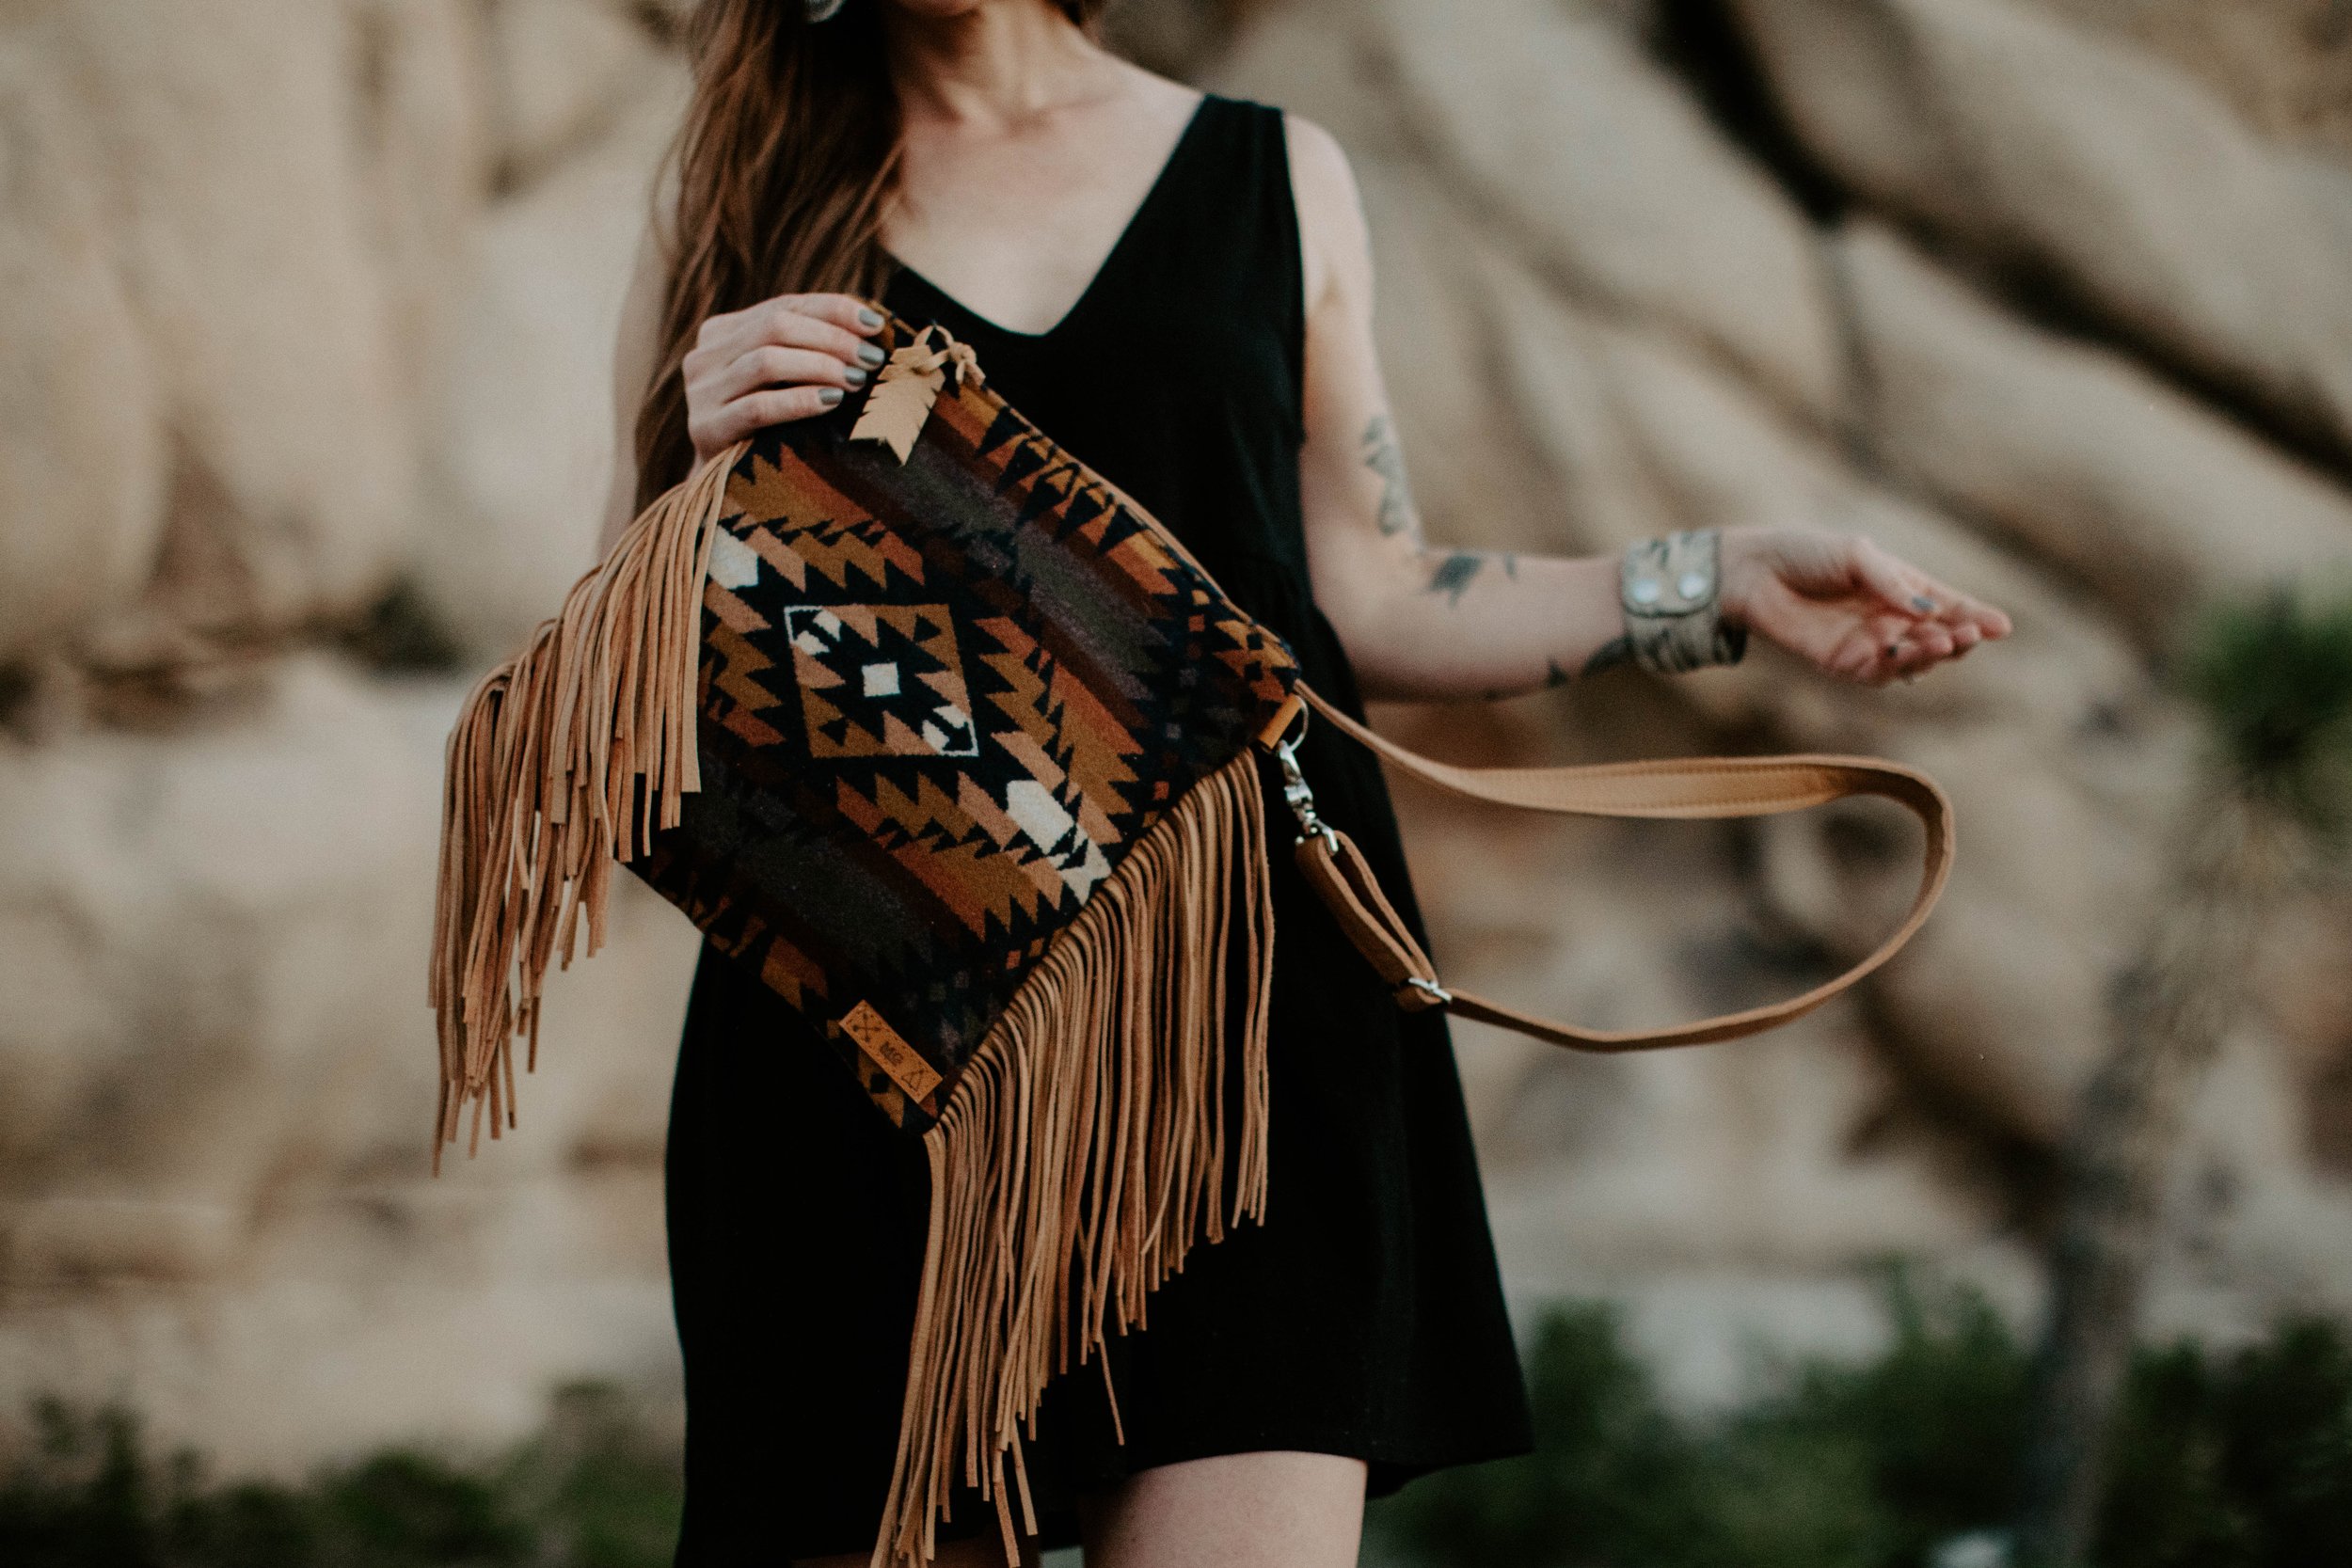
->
xmin=428 ymin=310 xmax=1954 ymax=1567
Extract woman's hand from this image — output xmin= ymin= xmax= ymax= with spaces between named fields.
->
xmin=681 ymin=293 xmax=889 ymax=465
xmin=1721 ymin=526 xmax=2012 ymax=686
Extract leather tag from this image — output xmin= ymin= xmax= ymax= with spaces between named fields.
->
xmin=841 ymin=1000 xmax=943 ymax=1102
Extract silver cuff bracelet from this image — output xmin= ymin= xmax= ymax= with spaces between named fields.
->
xmin=1619 ymin=530 xmax=1748 ymax=674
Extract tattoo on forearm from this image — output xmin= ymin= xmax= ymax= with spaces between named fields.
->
xmin=1425 ymin=550 xmax=1485 ymax=605
xmin=1545 ymin=657 xmax=1572 ymax=689
xmin=1360 ymin=414 xmax=1417 ymax=538
xmin=1581 ymin=636 xmax=1630 ymax=677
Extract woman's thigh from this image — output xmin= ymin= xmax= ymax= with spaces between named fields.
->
xmin=1078 ymin=1449 xmax=1368 ymax=1568
xmin=792 ymin=1449 xmax=1365 ymax=1568
xmin=798 ymin=1538 xmax=1042 ymax=1568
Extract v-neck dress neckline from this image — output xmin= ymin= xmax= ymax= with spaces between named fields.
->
xmin=882 ymin=92 xmax=1214 ymax=343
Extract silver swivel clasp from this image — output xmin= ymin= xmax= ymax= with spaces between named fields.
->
xmin=1268 ymin=705 xmax=1338 ymax=853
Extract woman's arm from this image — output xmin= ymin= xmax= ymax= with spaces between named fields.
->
xmin=1284 ymin=117 xmax=2009 ymax=701
xmin=598 ymin=226 xmax=668 ymax=557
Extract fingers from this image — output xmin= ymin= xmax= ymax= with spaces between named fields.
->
xmin=750 ymin=293 xmax=888 ymax=363
xmin=710 ymin=343 xmax=870 ymax=404
xmin=1845 ymin=541 xmax=2012 ymax=677
xmin=700 ymin=291 xmax=884 ymax=356
xmin=1750 ymin=531 xmax=2012 ymax=687
xmin=690 ymin=308 xmax=883 ymax=388
xmin=1939 ymin=587 xmax=2012 ymax=641
xmin=688 ymin=384 xmax=847 ymax=453
xmin=1851 ymin=539 xmax=1935 ymax=619
xmin=1760 ymin=584 xmax=1972 ymax=688
xmin=781 ymin=291 xmax=889 ymax=338
xmin=708 ymin=293 xmax=884 ymax=364
xmin=684 ymin=293 xmax=888 ymax=459
xmin=1879 ymin=626 xmax=1955 ymax=685
xmin=1852 ymin=543 xmax=2013 ymax=642
xmin=1899 ymin=566 xmax=2013 ymax=644
xmin=1753 ymin=574 xmax=1940 ymax=678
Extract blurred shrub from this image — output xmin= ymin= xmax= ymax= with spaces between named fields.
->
xmin=2182 ymin=587 xmax=2352 ymax=836
xmin=1367 ymin=1275 xmax=2352 ymax=1568
xmin=0 ymin=1383 xmax=678 ymax=1568
xmin=7 ymin=1297 xmax=2347 ymax=1566
xmin=2097 ymin=1319 xmax=2352 ymax=1568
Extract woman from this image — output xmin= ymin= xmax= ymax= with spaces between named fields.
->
xmin=601 ymin=3 xmax=2011 ymax=1565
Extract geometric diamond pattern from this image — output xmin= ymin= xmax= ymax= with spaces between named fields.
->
xmin=633 ymin=310 xmax=1300 ymax=1133
xmin=785 ymin=603 xmax=979 ymax=758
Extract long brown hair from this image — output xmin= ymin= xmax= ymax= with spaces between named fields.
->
xmin=635 ymin=0 xmax=1106 ymax=508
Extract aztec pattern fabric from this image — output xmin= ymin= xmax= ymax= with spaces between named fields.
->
xmin=430 ymin=311 xmax=1300 ymax=1568
xmin=633 ymin=334 xmax=1298 ymax=1133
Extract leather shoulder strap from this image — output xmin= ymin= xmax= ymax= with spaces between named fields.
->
xmin=1286 ymin=685 xmax=1954 ymax=1052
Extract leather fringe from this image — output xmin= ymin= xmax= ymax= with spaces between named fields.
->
xmin=871 ymin=748 xmax=1277 ymax=1568
xmin=428 ymin=444 xmax=743 ymax=1169
xmin=428 ymin=434 xmax=1279 ymax=1568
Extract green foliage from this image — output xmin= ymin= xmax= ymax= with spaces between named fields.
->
xmin=0 ymin=1384 xmax=679 ymax=1568
xmin=2182 ymin=588 xmax=2352 ymax=833
xmin=2097 ymin=1320 xmax=2352 ymax=1568
xmin=1711 ymin=1278 xmax=2031 ymax=1568
xmin=8 ymin=1302 xmax=2350 ymax=1567
xmin=1370 ymin=1303 xmax=1719 ymax=1568
xmin=1367 ymin=1278 xmax=2352 ymax=1568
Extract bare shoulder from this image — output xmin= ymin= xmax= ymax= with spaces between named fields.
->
xmin=1280 ymin=110 xmax=1371 ymax=315
xmin=1282 ymin=110 xmax=1354 ymax=199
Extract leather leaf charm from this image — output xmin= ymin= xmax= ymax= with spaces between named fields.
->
xmin=849 ymin=344 xmax=947 ymax=463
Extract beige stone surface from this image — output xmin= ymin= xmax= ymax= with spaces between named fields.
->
xmin=481 ymin=0 xmax=667 ymax=191
xmin=2033 ymin=0 xmax=2352 ymax=164
xmin=0 ymin=655 xmax=701 ymax=1468
xmin=2 ymin=0 xmax=489 ymax=663
xmin=350 ymin=0 xmax=496 ymax=381
xmin=1376 ymin=0 xmax=1845 ymax=420
xmin=1207 ymin=0 xmax=1412 ymax=158
xmin=1731 ymin=0 xmax=2352 ymax=463
xmin=416 ymin=71 xmax=686 ymax=657
xmin=0 ymin=43 xmax=167 ymax=660
xmin=1837 ymin=222 xmax=2352 ymax=641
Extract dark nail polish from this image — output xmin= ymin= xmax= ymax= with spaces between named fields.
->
xmin=857 ymin=306 xmax=884 ymax=329
xmin=1884 ymin=642 xmax=1901 ymax=658
xmin=843 ymin=366 xmax=867 ymax=388
xmin=818 ymin=387 xmax=844 ymax=406
xmin=1912 ymin=594 xmax=1935 ymax=612
xmin=858 ymin=341 xmax=887 ymax=367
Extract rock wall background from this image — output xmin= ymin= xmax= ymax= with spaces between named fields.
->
xmin=4 ymin=0 xmax=2351 ymax=1472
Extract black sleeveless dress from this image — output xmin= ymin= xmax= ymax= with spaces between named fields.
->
xmin=663 ymin=93 xmax=1534 ymax=1562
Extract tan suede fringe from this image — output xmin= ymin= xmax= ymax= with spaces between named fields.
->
xmin=428 ymin=442 xmax=743 ymax=1170
xmin=429 ymin=437 xmax=1279 ymax=1568
xmin=871 ymin=747 xmax=1276 ymax=1568
xmin=442 ymin=432 xmax=1289 ymax=1568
